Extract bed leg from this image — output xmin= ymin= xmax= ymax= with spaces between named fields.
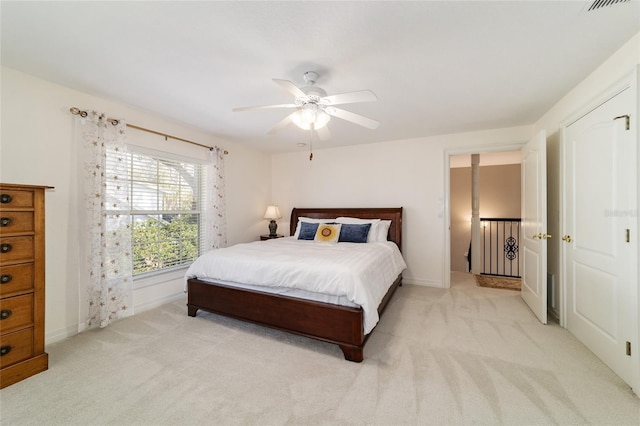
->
xmin=339 ymin=344 xmax=364 ymax=363
xmin=187 ymin=304 xmax=198 ymax=317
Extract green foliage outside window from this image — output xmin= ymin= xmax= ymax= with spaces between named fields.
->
xmin=132 ymin=214 xmax=199 ymax=275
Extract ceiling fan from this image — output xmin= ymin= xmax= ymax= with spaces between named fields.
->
xmin=232 ymin=71 xmax=379 ymax=140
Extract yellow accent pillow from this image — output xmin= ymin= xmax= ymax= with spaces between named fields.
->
xmin=314 ymin=224 xmax=342 ymax=243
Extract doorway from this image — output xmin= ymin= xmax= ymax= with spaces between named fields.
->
xmin=449 ymin=153 xmax=522 ymax=277
xmin=443 ymin=144 xmax=525 ymax=289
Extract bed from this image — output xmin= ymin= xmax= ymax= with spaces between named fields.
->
xmin=185 ymin=207 xmax=405 ymax=362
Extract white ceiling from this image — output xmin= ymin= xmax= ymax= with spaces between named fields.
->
xmin=2 ymin=1 xmax=639 ymax=153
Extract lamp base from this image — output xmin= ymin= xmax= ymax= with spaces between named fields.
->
xmin=268 ymin=220 xmax=278 ymax=237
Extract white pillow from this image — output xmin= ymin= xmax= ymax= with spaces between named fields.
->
xmin=293 ymin=217 xmax=336 ymax=238
xmin=336 ymin=217 xmax=381 ymax=242
xmin=374 ymin=220 xmax=392 ymax=242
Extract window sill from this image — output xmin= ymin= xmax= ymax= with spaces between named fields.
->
xmin=133 ymin=267 xmax=189 ymax=290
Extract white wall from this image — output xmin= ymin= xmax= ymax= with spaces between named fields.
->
xmin=272 ymin=126 xmax=532 ymax=287
xmin=0 ymin=67 xmax=272 ymax=343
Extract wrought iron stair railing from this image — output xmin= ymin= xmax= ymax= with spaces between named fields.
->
xmin=480 ymin=217 xmax=521 ymax=278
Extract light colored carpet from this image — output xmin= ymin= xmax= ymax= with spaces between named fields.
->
xmin=475 ymin=274 xmax=521 ymax=291
xmin=1 ymin=271 xmax=638 ymax=425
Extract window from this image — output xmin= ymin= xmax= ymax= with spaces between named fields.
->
xmin=106 ymin=148 xmax=205 ymax=276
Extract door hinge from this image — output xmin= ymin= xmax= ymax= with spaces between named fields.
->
xmin=626 ymin=229 xmax=630 ymax=243
xmin=626 ymin=341 xmax=631 ymax=356
xmin=613 ymin=115 xmax=630 ymax=130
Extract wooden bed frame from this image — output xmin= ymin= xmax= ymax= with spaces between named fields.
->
xmin=187 ymin=207 xmax=403 ymax=362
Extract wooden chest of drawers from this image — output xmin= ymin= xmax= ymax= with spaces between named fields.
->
xmin=0 ymin=184 xmax=51 ymax=388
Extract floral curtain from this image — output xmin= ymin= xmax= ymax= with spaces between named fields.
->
xmin=74 ymin=111 xmax=133 ymax=331
xmin=203 ymin=147 xmax=227 ymax=250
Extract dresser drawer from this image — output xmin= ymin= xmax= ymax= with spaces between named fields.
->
xmin=0 ymin=236 xmax=34 ymax=264
xmin=0 ymin=327 xmax=33 ymax=369
xmin=0 ymin=294 xmax=33 ymax=334
xmin=0 ymin=190 xmax=34 ymax=210
xmin=0 ymin=212 xmax=34 ymax=235
xmin=0 ymin=263 xmax=34 ymax=296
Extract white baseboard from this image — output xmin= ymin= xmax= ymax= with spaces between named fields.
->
xmin=45 ymin=324 xmax=79 ymax=346
xmin=402 ymin=276 xmax=444 ymax=288
xmin=45 ymin=292 xmax=187 ymax=346
xmin=134 ymin=291 xmax=186 ymax=314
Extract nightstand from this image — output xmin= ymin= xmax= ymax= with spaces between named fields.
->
xmin=260 ymin=234 xmax=284 ymax=241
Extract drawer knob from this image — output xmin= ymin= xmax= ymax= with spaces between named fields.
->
xmin=0 ymin=217 xmax=12 ymax=227
xmin=0 ymin=274 xmax=12 ymax=284
xmin=0 ymin=244 xmax=12 ymax=253
xmin=0 ymin=309 xmax=11 ymax=320
xmin=0 ymin=194 xmax=12 ymax=204
xmin=0 ymin=345 xmax=11 ymax=356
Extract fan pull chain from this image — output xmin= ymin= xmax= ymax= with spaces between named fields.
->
xmin=309 ymin=124 xmax=314 ymax=161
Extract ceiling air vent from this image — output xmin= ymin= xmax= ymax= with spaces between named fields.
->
xmin=587 ymin=0 xmax=630 ymax=12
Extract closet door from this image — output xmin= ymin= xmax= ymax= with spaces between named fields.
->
xmin=563 ymin=83 xmax=637 ymax=390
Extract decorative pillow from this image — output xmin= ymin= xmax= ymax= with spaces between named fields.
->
xmin=293 ymin=217 xmax=336 ymax=238
xmin=338 ymin=223 xmax=371 ymax=243
xmin=297 ymin=222 xmax=319 ymax=240
xmin=314 ymin=223 xmax=342 ymax=243
xmin=336 ymin=217 xmax=381 ymax=242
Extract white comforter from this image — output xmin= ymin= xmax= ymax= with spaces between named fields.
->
xmin=185 ymin=237 xmax=407 ymax=334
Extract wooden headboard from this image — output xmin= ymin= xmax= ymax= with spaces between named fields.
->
xmin=290 ymin=207 xmax=403 ymax=252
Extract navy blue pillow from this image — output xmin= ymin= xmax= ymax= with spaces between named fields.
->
xmin=338 ymin=223 xmax=371 ymax=243
xmin=297 ymin=222 xmax=319 ymax=240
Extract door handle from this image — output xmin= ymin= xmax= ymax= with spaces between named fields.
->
xmin=562 ymin=235 xmax=572 ymax=243
xmin=532 ymin=233 xmax=552 ymax=240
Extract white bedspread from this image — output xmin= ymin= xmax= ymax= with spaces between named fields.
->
xmin=185 ymin=237 xmax=407 ymax=334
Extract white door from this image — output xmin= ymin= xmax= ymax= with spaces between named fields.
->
xmin=564 ymin=86 xmax=636 ymax=388
xmin=521 ymin=130 xmax=548 ymax=324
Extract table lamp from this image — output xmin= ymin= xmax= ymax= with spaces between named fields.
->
xmin=264 ymin=205 xmax=282 ymax=237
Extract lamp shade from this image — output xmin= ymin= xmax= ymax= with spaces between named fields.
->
xmin=264 ymin=205 xmax=282 ymax=220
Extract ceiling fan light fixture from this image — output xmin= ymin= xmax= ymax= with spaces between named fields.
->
xmin=291 ymin=106 xmax=330 ymax=130
xmin=234 ymin=71 xmax=377 ymax=135
xmin=290 ymin=110 xmax=307 ymax=128
xmin=300 ymin=108 xmax=316 ymax=124
xmin=315 ymin=110 xmax=330 ymax=128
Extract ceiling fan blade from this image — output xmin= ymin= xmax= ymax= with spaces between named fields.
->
xmin=322 ymin=90 xmax=377 ymax=105
xmin=326 ymin=107 xmax=380 ymax=130
xmin=232 ymin=103 xmax=296 ymax=112
xmin=273 ymin=79 xmax=307 ymax=98
xmin=316 ymin=126 xmax=331 ymax=141
xmin=266 ymin=112 xmax=295 ymax=135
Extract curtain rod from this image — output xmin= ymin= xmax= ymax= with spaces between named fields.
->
xmin=69 ymin=107 xmax=228 ymax=154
